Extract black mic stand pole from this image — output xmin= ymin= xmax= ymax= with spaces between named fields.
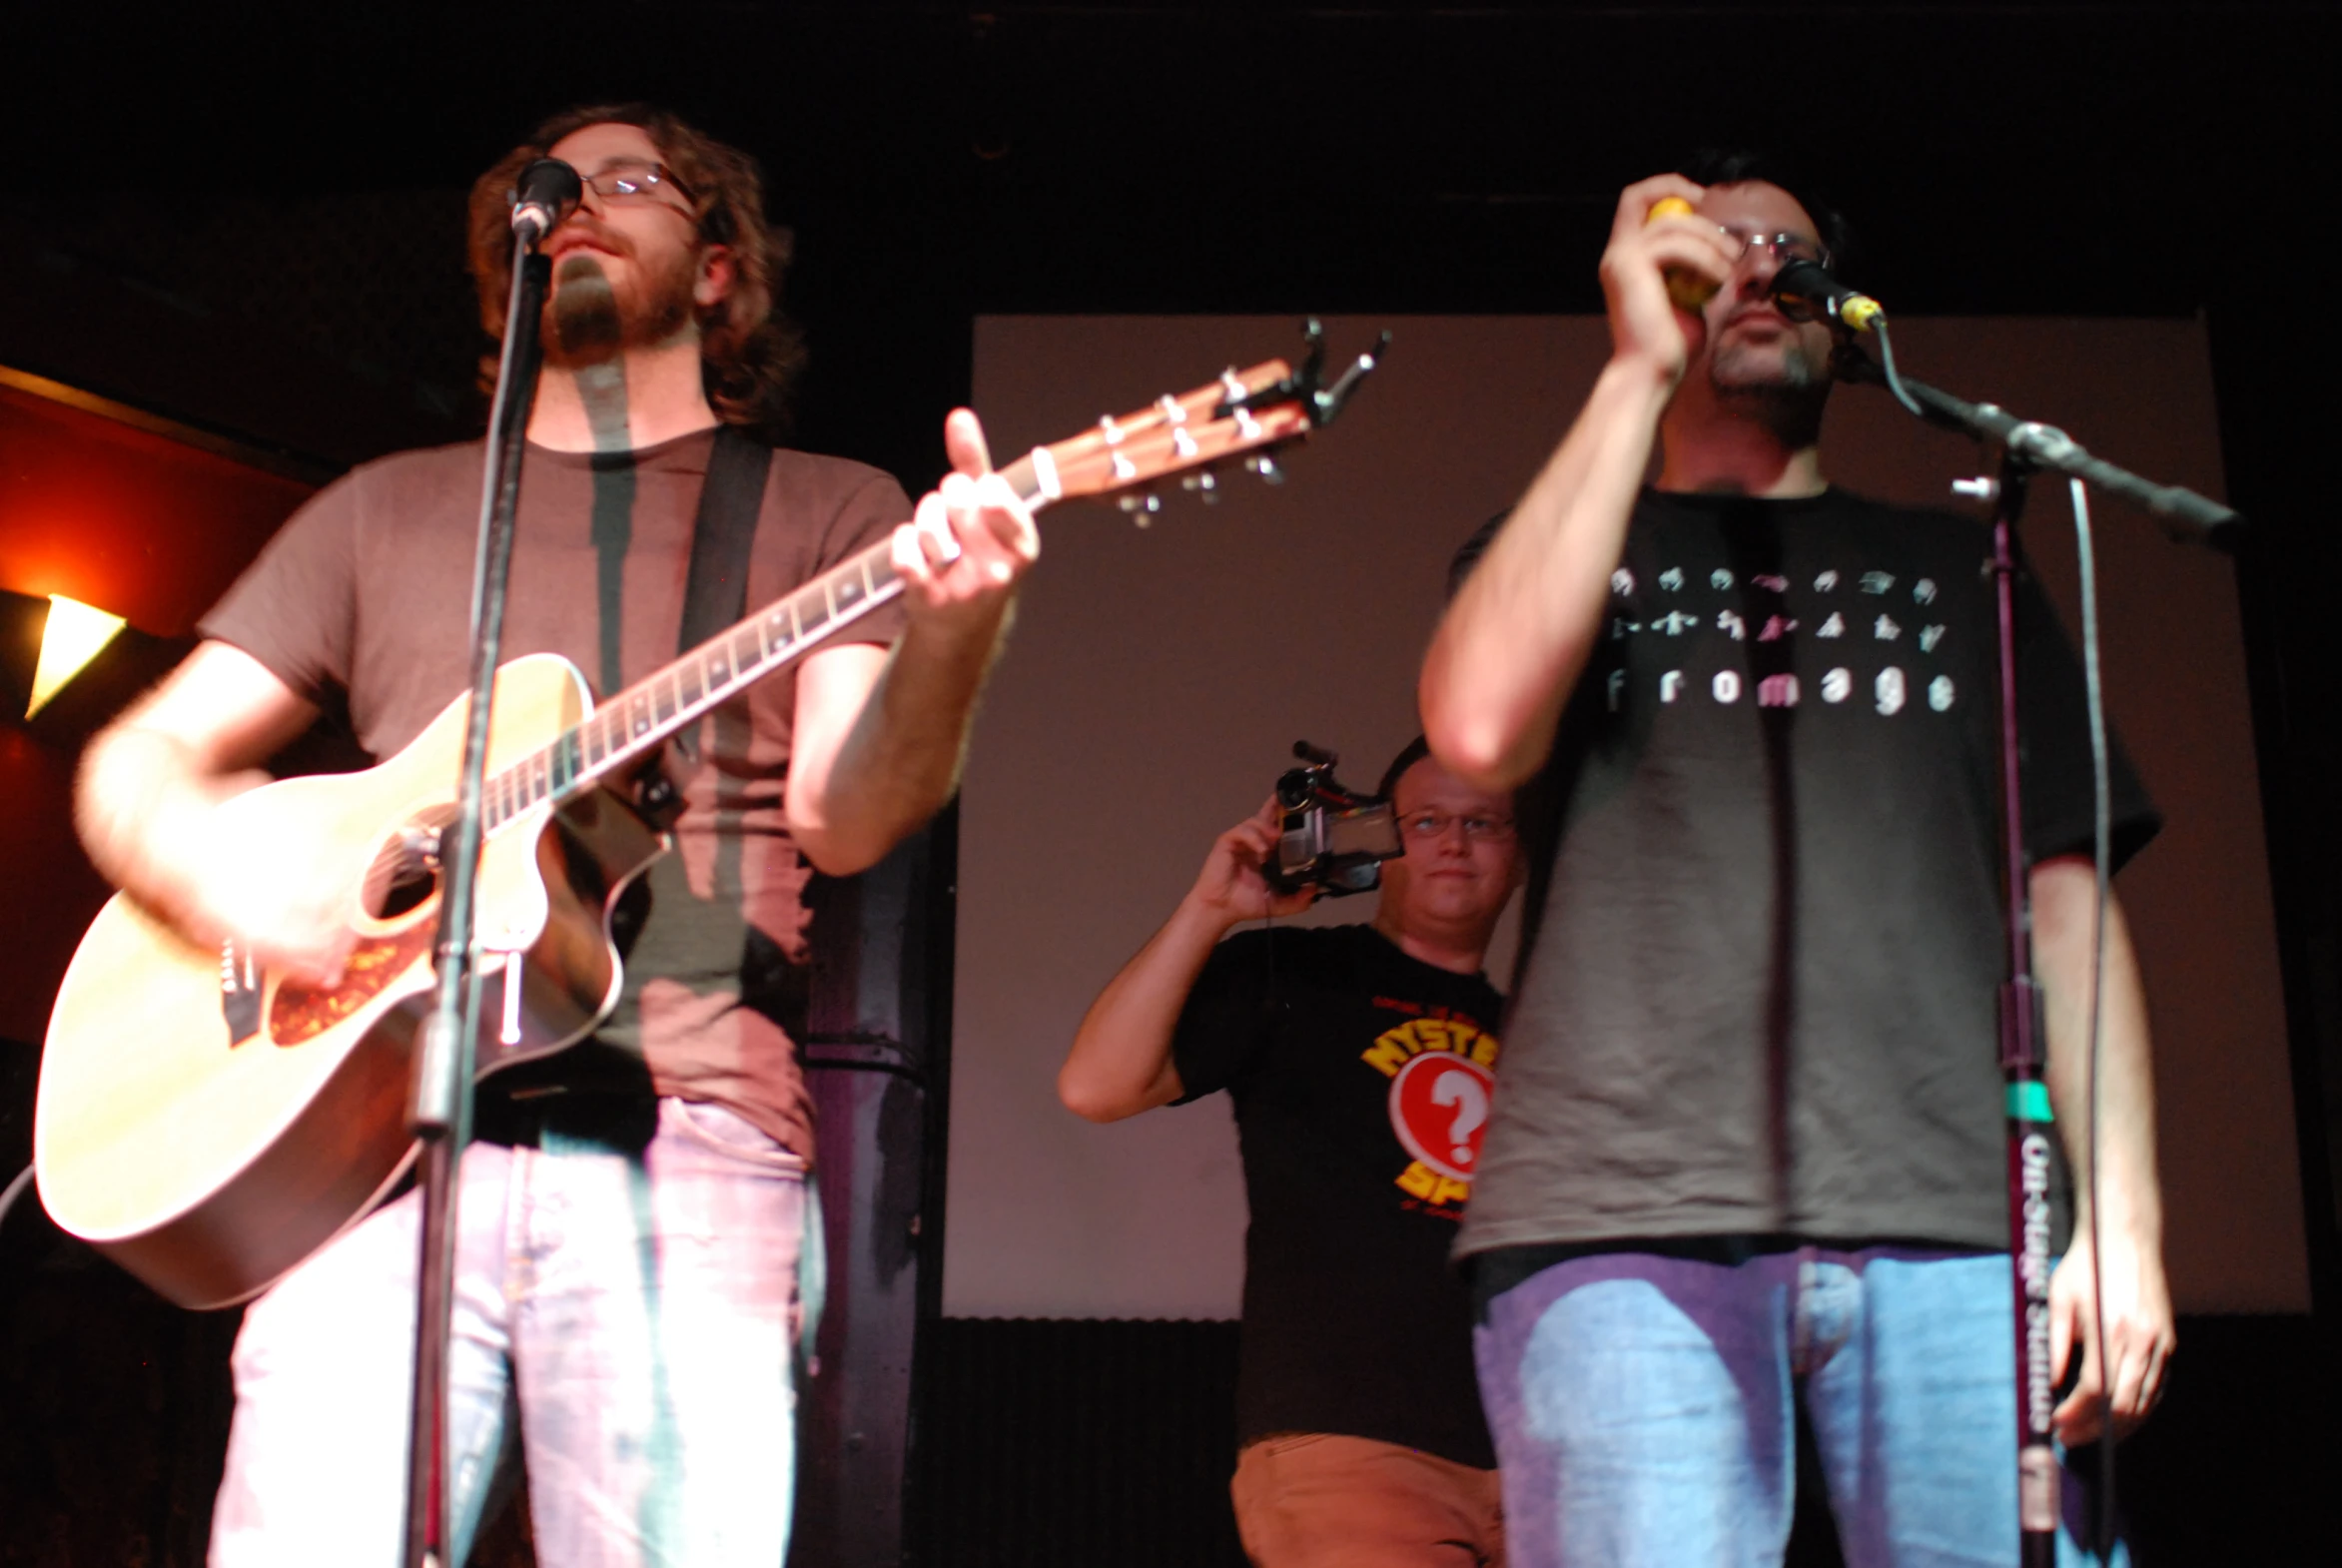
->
xmin=399 ymin=222 xmax=555 ymax=1568
xmin=1835 ymin=341 xmax=2235 ymax=1567
xmin=1981 ymin=445 xmax=2063 ymax=1568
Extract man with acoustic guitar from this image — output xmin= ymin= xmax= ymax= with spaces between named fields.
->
xmin=74 ymin=104 xmax=1036 ymax=1565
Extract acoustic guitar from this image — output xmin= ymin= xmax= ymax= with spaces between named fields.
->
xmin=36 ymin=332 xmax=1383 ymax=1308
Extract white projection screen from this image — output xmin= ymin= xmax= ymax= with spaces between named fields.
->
xmin=944 ymin=314 xmax=2307 ymax=1321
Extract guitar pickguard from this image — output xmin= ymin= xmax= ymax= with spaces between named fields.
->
xmin=268 ymin=918 xmax=438 ymax=1047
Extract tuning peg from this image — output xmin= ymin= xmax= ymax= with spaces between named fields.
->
xmin=1244 ymin=453 xmax=1284 ymax=485
xmin=1182 ymin=467 xmax=1220 ymax=504
xmin=1118 ymin=490 xmax=1162 ymax=525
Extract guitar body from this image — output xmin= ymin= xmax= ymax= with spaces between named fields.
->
xmin=34 ymin=653 xmax=667 ymax=1309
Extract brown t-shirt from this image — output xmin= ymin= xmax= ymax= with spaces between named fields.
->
xmin=200 ymin=427 xmax=912 ymax=1161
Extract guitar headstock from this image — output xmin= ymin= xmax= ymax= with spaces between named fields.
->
xmin=1010 ymin=320 xmax=1388 ymax=518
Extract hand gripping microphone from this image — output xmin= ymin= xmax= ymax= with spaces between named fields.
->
xmin=509 ymin=159 xmax=583 ymax=245
xmin=1772 ymin=258 xmax=1884 ymax=334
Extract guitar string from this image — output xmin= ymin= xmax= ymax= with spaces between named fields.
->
xmin=475 ymin=454 xmax=1054 ymax=835
xmin=472 ymin=392 xmax=1279 ymax=835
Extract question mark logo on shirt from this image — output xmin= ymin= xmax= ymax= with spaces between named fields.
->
xmin=1389 ymin=1052 xmax=1499 ymax=1184
xmin=1432 ymin=1070 xmax=1488 ymax=1165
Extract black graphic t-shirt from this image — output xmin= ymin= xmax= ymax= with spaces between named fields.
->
xmin=1453 ymin=487 xmax=2158 ymax=1259
xmin=1172 ymin=923 xmax=1502 ymax=1467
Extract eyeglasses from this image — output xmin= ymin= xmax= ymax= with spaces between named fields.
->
xmin=577 ymin=159 xmax=696 ymax=207
xmin=1399 ymin=810 xmax=1517 ymax=843
xmin=1716 ymin=223 xmax=1831 ymax=271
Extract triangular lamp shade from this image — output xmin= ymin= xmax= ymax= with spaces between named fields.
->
xmin=28 ymin=595 xmax=127 ymax=718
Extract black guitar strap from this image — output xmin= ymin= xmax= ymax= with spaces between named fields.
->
xmin=671 ymin=424 xmax=772 ymax=765
xmin=666 ymin=423 xmax=832 ymax=1366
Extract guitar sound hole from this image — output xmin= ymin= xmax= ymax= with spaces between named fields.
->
xmin=372 ymin=858 xmax=437 ymax=920
xmin=363 ymin=809 xmax=454 ymax=921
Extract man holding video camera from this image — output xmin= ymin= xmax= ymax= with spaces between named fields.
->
xmin=1059 ymin=738 xmax=1521 ymax=1568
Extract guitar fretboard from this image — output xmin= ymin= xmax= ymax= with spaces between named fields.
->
xmin=478 ymin=458 xmax=1050 ymax=835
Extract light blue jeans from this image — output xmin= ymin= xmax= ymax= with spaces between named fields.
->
xmin=210 ymin=1096 xmax=807 ymax=1568
xmin=1474 ymin=1246 xmax=2126 ymax=1568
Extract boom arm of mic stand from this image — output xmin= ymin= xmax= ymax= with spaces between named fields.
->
xmin=1831 ymin=343 xmax=2242 ymax=547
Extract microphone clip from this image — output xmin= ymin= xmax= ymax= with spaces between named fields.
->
xmin=1771 ymin=259 xmax=1884 ymax=336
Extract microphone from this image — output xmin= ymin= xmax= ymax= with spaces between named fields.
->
xmin=1773 ymin=258 xmax=1884 ymax=334
xmin=509 ymin=159 xmax=582 ymax=245
xmin=1644 ymin=195 xmax=1720 ymax=312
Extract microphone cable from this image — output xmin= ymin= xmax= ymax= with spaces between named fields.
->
xmin=1864 ymin=314 xmax=1929 ymax=420
xmin=2069 ymin=474 xmax=2120 ymax=1558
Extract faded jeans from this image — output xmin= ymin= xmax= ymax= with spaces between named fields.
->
xmin=210 ymin=1096 xmax=807 ymax=1568
xmin=1474 ymin=1246 xmax=2127 ymax=1568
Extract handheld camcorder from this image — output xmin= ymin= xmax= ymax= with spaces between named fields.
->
xmin=1265 ymin=742 xmax=1404 ymax=898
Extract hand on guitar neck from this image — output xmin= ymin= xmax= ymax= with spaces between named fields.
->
xmin=894 ymin=408 xmax=1042 ymax=648
xmin=788 ymin=408 xmax=1042 ymax=876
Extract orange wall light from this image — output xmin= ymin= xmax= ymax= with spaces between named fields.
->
xmin=27 ymin=595 xmax=128 ymax=719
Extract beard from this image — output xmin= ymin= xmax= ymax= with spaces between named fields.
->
xmin=1708 ymin=327 xmax=1831 ymax=450
xmin=541 ymin=243 xmax=696 ymax=367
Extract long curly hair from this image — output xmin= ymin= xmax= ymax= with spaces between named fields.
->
xmin=468 ymin=103 xmax=804 ymax=438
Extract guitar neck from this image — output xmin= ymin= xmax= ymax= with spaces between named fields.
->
xmin=473 ymin=343 xmax=1343 ymax=833
xmin=479 ymin=454 xmax=1055 ymax=836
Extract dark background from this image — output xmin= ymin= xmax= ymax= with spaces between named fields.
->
xmin=2 ymin=2 xmax=2336 ymax=1562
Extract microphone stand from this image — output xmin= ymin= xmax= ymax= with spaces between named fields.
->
xmin=399 ymin=225 xmax=554 ymax=1568
xmin=1834 ymin=338 xmax=2235 ymax=1566
xmin=1836 ymin=344 xmax=2237 ymax=546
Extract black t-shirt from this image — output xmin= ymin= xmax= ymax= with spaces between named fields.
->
xmin=1452 ymin=487 xmax=2158 ymax=1260
xmin=1171 ymin=923 xmax=1503 ymax=1468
